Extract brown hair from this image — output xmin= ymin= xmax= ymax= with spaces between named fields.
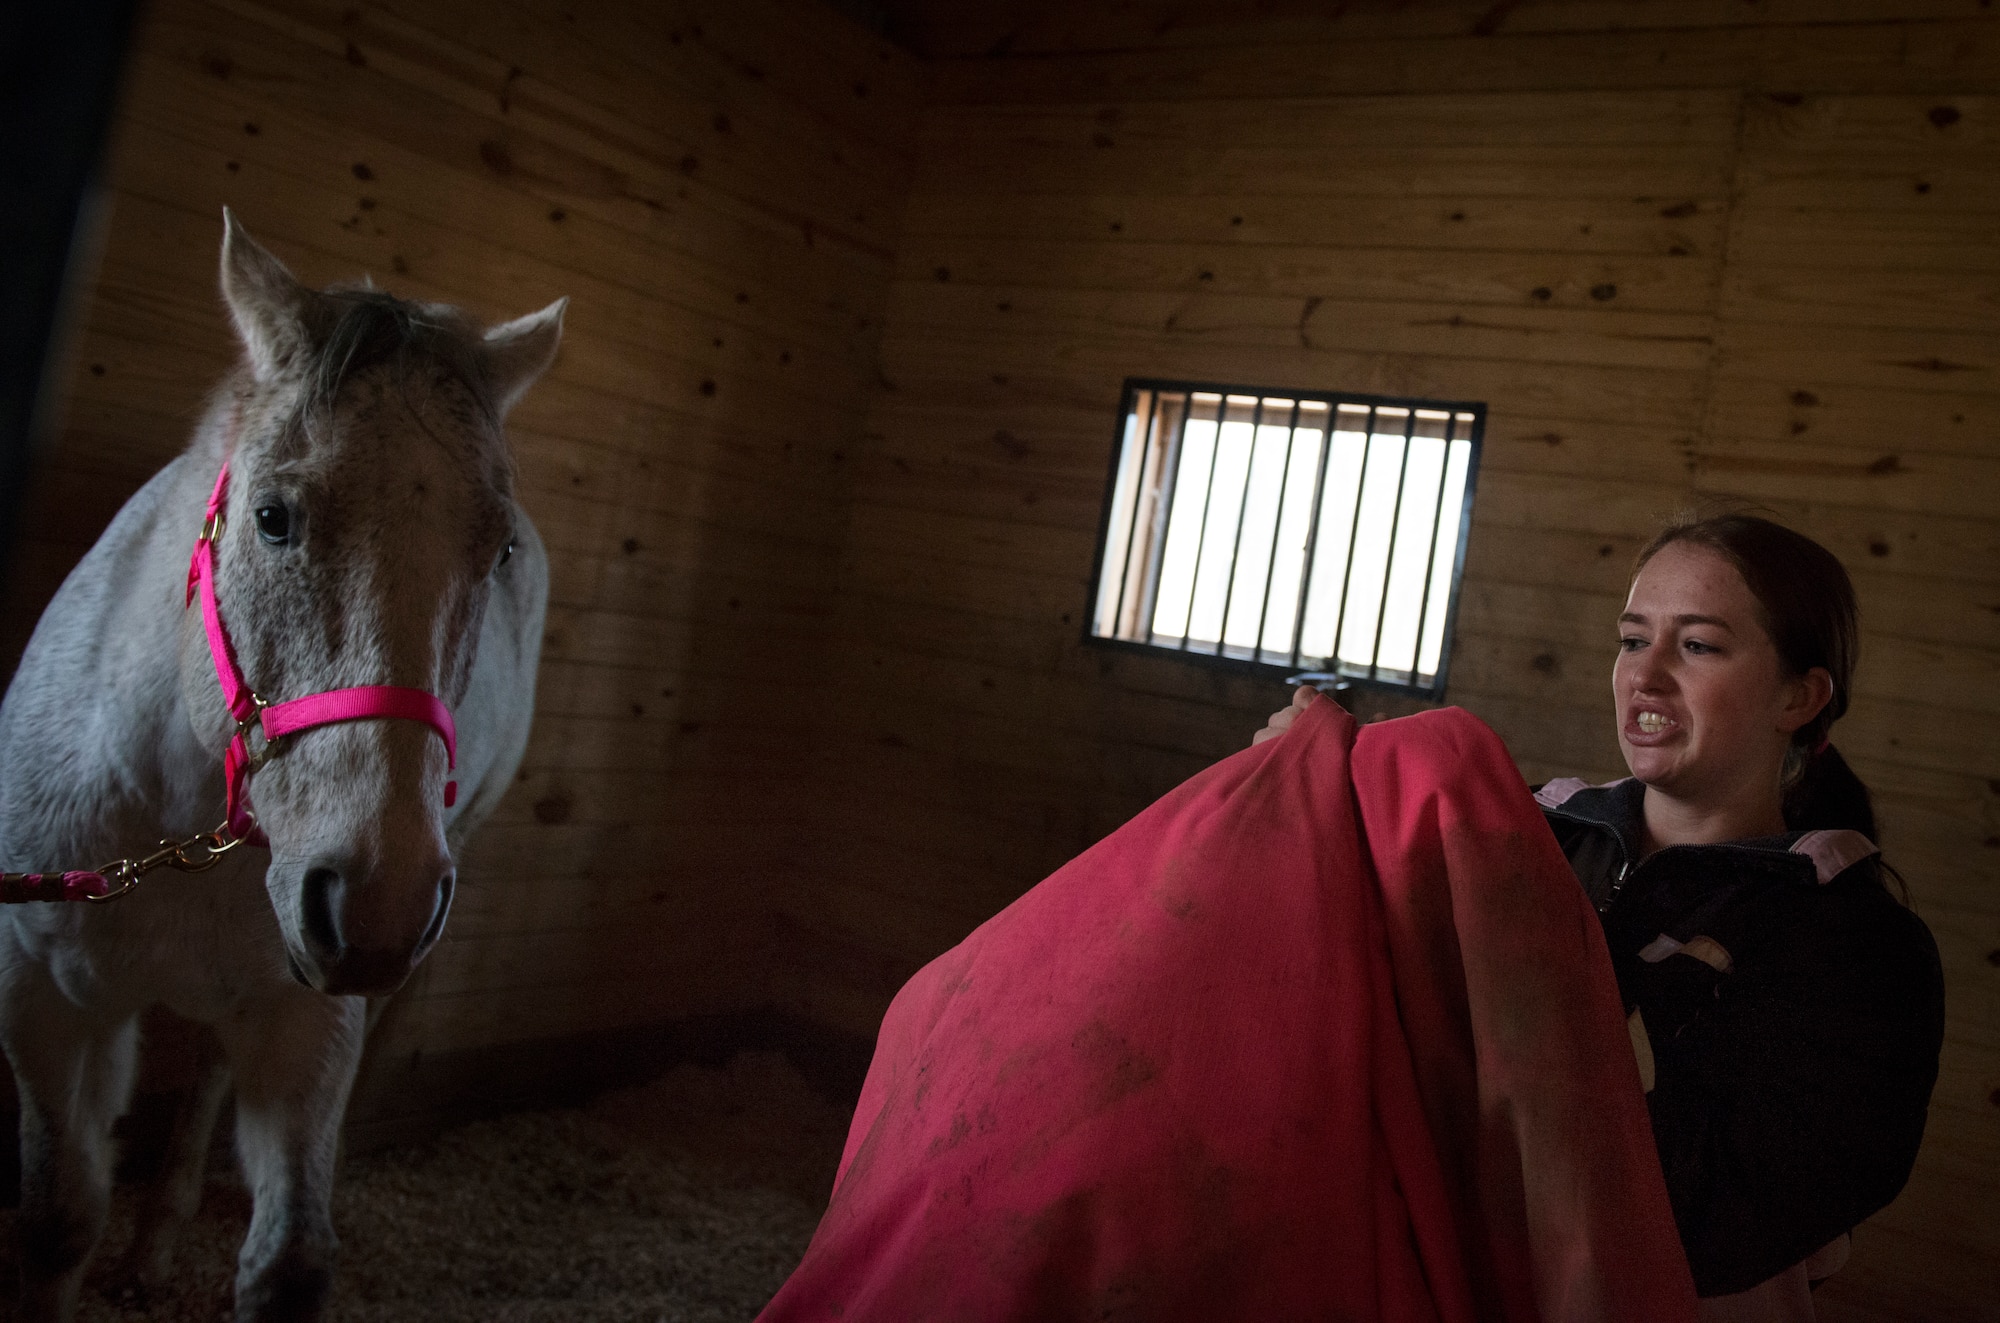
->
xmin=1635 ymin=513 xmax=1870 ymax=834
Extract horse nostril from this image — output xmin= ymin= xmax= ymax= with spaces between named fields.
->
xmin=300 ymin=865 xmax=345 ymax=964
xmin=418 ymin=872 xmax=455 ymax=955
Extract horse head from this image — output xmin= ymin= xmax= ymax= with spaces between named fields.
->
xmin=180 ymin=211 xmax=562 ymax=997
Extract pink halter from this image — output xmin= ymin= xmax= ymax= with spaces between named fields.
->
xmin=186 ymin=460 xmax=457 ymax=844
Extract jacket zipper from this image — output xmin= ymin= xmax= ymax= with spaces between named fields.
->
xmin=1548 ymin=804 xmax=1814 ymax=919
xmin=1543 ymin=804 xmax=1636 ymax=916
xmin=1603 ymin=858 xmax=1633 ymax=916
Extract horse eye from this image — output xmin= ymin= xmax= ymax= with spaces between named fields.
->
xmin=254 ymin=504 xmax=292 ymax=546
xmin=495 ymin=537 xmax=515 ymax=571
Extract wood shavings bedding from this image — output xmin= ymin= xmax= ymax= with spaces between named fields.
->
xmin=0 ymin=1051 xmax=846 ymax=1323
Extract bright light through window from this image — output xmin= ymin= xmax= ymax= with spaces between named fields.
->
xmin=1090 ymin=382 xmax=1482 ymax=695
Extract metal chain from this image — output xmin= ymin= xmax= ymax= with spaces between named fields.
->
xmin=84 ymin=822 xmax=247 ymax=901
xmin=2 ymin=823 xmax=249 ymax=905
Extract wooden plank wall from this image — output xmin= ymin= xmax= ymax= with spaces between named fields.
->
xmin=6 ymin=0 xmax=918 ymax=1119
xmin=7 ymin=0 xmax=1995 ymax=1309
xmin=799 ymin=2 xmax=2000 ymax=1316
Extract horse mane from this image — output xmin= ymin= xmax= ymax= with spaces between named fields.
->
xmin=291 ymin=287 xmax=503 ymax=439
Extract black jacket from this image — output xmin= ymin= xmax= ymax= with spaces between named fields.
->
xmin=1537 ymin=776 xmax=1945 ymax=1297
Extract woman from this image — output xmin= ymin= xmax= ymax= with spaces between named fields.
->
xmin=1262 ymin=514 xmax=1945 ymax=1311
xmin=764 ymin=513 xmax=1936 ymax=1322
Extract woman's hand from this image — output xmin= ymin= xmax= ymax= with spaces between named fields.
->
xmin=1252 ymin=684 xmax=1316 ymax=745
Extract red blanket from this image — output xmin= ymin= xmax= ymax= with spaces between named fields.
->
xmin=761 ymin=700 xmax=1697 ymax=1322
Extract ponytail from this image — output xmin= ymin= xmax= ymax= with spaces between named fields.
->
xmin=1782 ymin=743 xmax=1876 ymax=840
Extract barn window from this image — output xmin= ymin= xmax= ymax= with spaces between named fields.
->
xmin=1087 ymin=379 xmax=1484 ymax=696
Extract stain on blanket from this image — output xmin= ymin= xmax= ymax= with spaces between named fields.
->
xmin=993 ymin=1021 xmax=1163 ymax=1182
xmin=1002 ymin=1139 xmax=1250 ymax=1321
xmin=925 ymin=1102 xmax=1002 ymax=1159
xmin=1070 ymin=1020 xmax=1161 ymax=1111
xmin=1154 ymin=857 xmax=1203 ymax=921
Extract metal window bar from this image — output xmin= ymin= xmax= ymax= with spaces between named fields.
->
xmin=1174 ymin=393 xmax=1227 ymax=652
xmin=1287 ymin=404 xmax=1334 ymax=669
xmin=1366 ymin=407 xmax=1419 ymax=683
xmin=1212 ymin=396 xmax=1267 ymax=658
xmin=1326 ymin=404 xmax=1377 ymax=673
xmin=1253 ymin=398 xmax=1305 ymax=663
xmin=1106 ymin=387 xmax=1164 ymax=641
xmin=1104 ymin=381 xmax=1152 ymax=643
xmin=1124 ymin=392 xmax=1175 ymax=640
xmin=1197 ymin=392 xmax=1256 ymax=652
xmin=1103 ymin=387 xmax=1154 ymax=640
xmin=1139 ymin=392 xmax=1195 ymax=645
xmin=1407 ymin=411 xmax=1460 ymax=682
xmin=1394 ymin=412 xmax=1451 ymax=683
xmin=1089 ymin=380 xmax=1483 ymax=698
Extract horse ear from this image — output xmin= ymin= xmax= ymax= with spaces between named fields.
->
xmin=482 ymin=297 xmax=566 ymax=416
xmin=219 ymin=209 xmax=313 ymax=381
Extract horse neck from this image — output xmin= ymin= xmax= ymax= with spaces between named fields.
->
xmin=56 ymin=422 xmax=231 ymax=840
xmin=0 ymin=387 xmax=255 ymax=871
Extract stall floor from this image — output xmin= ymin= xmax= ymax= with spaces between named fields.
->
xmin=0 ymin=1051 xmax=848 ymax=1322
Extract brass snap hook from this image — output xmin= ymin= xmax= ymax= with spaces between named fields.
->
xmin=83 ymin=860 xmax=142 ymax=903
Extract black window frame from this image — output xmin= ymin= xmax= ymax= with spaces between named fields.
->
xmin=1081 ymin=376 xmax=1485 ymax=700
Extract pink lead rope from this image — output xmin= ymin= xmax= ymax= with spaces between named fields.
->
xmin=186 ymin=460 xmax=458 ymax=845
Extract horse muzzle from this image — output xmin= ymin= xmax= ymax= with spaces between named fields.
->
xmin=283 ymin=853 xmax=456 ymax=997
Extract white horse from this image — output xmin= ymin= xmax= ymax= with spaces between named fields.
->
xmin=0 ymin=212 xmax=559 ymax=1321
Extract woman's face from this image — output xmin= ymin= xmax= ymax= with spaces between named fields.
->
xmin=1614 ymin=542 xmax=1826 ymax=803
